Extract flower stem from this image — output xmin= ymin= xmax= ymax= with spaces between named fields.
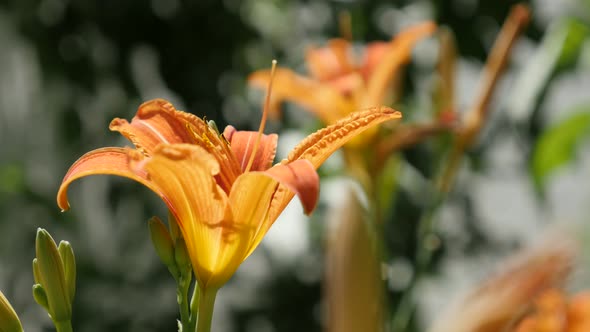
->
xmin=177 ymin=274 xmax=191 ymax=329
xmin=188 ymin=282 xmax=200 ymax=332
xmin=195 ymin=287 xmax=217 ymax=332
xmin=391 ymin=192 xmax=444 ymax=331
xmin=54 ymin=320 xmax=73 ymax=332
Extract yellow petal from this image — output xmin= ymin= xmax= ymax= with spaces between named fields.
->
xmin=144 ymin=144 xmax=237 ymax=288
xmin=228 ymin=162 xmax=319 ymax=260
xmin=222 ymin=125 xmax=278 ymax=172
xmin=248 ymin=68 xmax=353 ymax=124
xmin=284 ymin=106 xmax=402 ymax=168
xmin=57 ymin=147 xmax=160 ymax=211
xmin=227 ymin=172 xmax=278 ymax=262
xmin=363 ymin=22 xmax=436 ymax=108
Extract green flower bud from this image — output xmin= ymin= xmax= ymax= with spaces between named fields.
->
xmin=168 ymin=212 xmax=181 ymax=243
xmin=32 ymin=284 xmax=49 ymax=311
xmin=0 ymin=290 xmax=23 ymax=332
xmin=34 ymin=228 xmax=71 ymax=322
xmin=149 ymin=217 xmax=179 ymax=279
xmin=32 ymin=258 xmax=42 ymax=285
xmin=174 ymin=237 xmax=191 ymax=273
xmin=58 ymin=241 xmax=76 ymax=304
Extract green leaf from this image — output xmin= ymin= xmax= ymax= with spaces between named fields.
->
xmin=532 ymin=106 xmax=590 ymax=191
xmin=508 ymin=19 xmax=589 ymax=123
xmin=555 ymin=19 xmax=589 ymax=68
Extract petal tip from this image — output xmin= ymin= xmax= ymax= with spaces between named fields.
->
xmin=137 ymin=98 xmax=176 ymax=118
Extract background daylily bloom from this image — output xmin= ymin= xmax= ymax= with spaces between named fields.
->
xmin=248 ymin=22 xmax=436 ymax=127
xmin=57 ymin=98 xmax=401 ymax=289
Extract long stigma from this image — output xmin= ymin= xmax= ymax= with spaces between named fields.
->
xmin=244 ymin=60 xmax=277 ymax=173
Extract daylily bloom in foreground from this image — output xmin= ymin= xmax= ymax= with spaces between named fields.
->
xmin=57 ymin=98 xmax=401 ymax=289
xmin=248 ymin=22 xmax=436 ymax=127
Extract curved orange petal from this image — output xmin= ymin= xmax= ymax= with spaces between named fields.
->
xmin=222 ymin=126 xmax=278 ymax=172
xmin=363 ymin=22 xmax=437 ymax=107
xmin=264 ymin=159 xmax=319 ymax=215
xmin=248 ymin=68 xmax=353 ymax=124
xmin=143 ymin=144 xmax=240 ymax=288
xmin=109 ymin=99 xmax=201 ymax=155
xmin=113 ymin=99 xmax=242 ymax=191
xmin=57 ymin=147 xmax=161 ymax=211
xmin=305 ymin=38 xmax=354 ymax=81
xmin=285 ymin=106 xmax=402 ymax=168
xmin=265 ymin=106 xmax=402 ymax=222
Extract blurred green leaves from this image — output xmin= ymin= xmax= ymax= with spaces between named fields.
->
xmin=532 ymin=105 xmax=590 ymax=191
xmin=509 ymin=19 xmax=589 ymax=123
xmin=0 ymin=163 xmax=24 ymax=194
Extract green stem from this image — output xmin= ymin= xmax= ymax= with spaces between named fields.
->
xmin=195 ymin=287 xmax=217 ymax=332
xmin=392 ymin=190 xmax=445 ymax=331
xmin=188 ymin=282 xmax=200 ymax=332
xmin=54 ymin=320 xmax=73 ymax=332
xmin=177 ymin=274 xmax=192 ymax=330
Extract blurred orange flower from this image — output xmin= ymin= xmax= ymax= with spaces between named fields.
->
xmin=57 ymin=98 xmax=401 ymax=289
xmin=248 ymin=22 xmax=436 ymax=128
xmin=515 ymin=289 xmax=590 ymax=332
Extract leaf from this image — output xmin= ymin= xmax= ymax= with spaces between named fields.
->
xmin=508 ymin=19 xmax=589 ymax=123
xmin=532 ymin=106 xmax=590 ymax=191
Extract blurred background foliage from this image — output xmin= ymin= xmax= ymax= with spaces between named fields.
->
xmin=1 ymin=0 xmax=590 ymax=331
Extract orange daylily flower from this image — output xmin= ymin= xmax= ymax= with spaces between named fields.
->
xmin=248 ymin=22 xmax=436 ymax=127
xmin=57 ymin=98 xmax=401 ymax=289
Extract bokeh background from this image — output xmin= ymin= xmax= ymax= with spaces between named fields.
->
xmin=1 ymin=0 xmax=590 ymax=331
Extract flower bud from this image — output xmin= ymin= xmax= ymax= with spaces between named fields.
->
xmin=149 ymin=216 xmax=179 ymax=279
xmin=32 ymin=284 xmax=49 ymax=311
xmin=32 ymin=258 xmax=42 ymax=285
xmin=58 ymin=241 xmax=76 ymax=303
xmin=34 ymin=228 xmax=72 ymax=322
xmin=0 ymin=290 xmax=23 ymax=332
xmin=168 ymin=212 xmax=181 ymax=242
xmin=174 ymin=237 xmax=192 ymax=274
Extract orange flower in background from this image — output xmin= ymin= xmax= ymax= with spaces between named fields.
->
xmin=57 ymin=98 xmax=401 ymax=289
xmin=515 ymin=290 xmax=590 ymax=332
xmin=248 ymin=22 xmax=436 ymax=127
xmin=428 ymin=240 xmax=576 ymax=332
